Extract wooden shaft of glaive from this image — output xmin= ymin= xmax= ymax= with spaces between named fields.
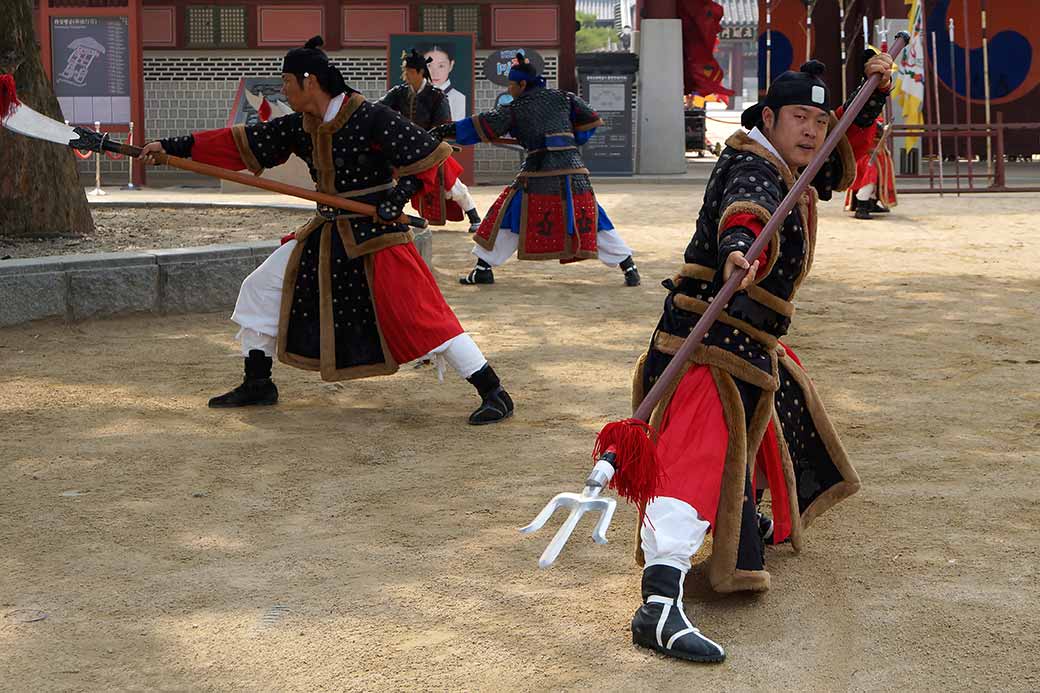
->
xmin=631 ymin=33 xmax=909 ymax=424
xmin=112 ymin=142 xmax=428 ymax=229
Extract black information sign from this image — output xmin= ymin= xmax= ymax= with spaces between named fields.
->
xmin=51 ymin=16 xmax=131 ymax=124
xmin=580 ymin=73 xmax=634 ymax=176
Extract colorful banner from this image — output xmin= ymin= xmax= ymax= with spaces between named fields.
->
xmin=894 ymin=0 xmax=925 ymax=151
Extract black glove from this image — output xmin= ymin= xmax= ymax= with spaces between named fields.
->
xmin=158 ymin=134 xmax=194 ymax=158
xmin=377 ymin=175 xmax=422 ymax=223
xmin=429 ymin=122 xmax=456 ymax=142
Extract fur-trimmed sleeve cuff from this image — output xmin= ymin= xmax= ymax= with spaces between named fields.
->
xmin=395 ymin=141 xmax=453 ymax=177
xmin=719 ymin=200 xmax=772 ymax=232
xmin=230 ymin=124 xmax=264 ymax=175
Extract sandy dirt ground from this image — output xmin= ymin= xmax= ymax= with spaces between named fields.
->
xmin=2 ymin=187 xmax=1039 ymax=692
xmin=0 ymin=206 xmax=312 ymax=259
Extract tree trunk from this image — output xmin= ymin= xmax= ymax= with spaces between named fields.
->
xmin=0 ymin=0 xmax=94 ymax=238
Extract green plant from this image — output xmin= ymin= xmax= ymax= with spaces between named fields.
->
xmin=576 ymin=11 xmax=614 ymax=53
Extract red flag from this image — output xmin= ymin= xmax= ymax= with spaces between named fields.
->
xmin=257 ymin=98 xmax=272 ymax=122
xmin=677 ymin=0 xmax=734 ymax=98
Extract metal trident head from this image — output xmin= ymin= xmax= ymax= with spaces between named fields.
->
xmin=519 ymin=454 xmax=618 ymax=569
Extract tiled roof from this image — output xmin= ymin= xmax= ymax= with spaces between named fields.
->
xmin=719 ymin=0 xmax=759 ymax=29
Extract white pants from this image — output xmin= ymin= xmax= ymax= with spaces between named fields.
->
xmin=640 ymin=497 xmax=711 ymax=573
xmin=445 ymin=178 xmax=476 ymax=212
xmin=231 ymin=239 xmax=486 ymax=378
xmin=855 ymin=182 xmax=876 ymax=201
xmin=472 ymin=227 xmax=633 ymax=267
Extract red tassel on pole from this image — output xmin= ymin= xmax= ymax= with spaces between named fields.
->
xmin=0 ymin=74 xmax=20 ymax=122
xmin=592 ymin=418 xmax=662 ymax=507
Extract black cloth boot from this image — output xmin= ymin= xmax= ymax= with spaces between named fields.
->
xmin=465 ymin=363 xmax=514 ymax=425
xmin=869 ymin=199 xmax=891 ymax=214
xmin=466 ymin=207 xmax=482 ymax=233
xmin=208 ymin=349 xmax=279 ymax=408
xmin=631 ymin=565 xmax=726 ymax=663
xmin=460 ymin=259 xmax=494 ymax=285
xmin=619 ymin=255 xmax=641 ymax=287
xmin=854 ymin=206 xmax=873 ymax=220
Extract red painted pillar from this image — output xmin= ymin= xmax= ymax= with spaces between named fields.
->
xmin=559 ymin=0 xmax=577 ymax=91
xmin=324 ymin=0 xmax=341 ymax=50
xmin=38 ymin=0 xmax=52 ymax=80
xmin=129 ymin=0 xmax=146 ymax=186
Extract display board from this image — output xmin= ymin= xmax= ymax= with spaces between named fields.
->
xmin=388 ymin=33 xmax=475 ymax=121
xmin=388 ymin=33 xmax=476 ymax=183
xmin=52 ymin=16 xmax=131 ymax=125
xmin=580 ymin=73 xmax=634 ymax=176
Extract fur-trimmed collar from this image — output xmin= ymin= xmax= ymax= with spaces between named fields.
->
xmin=725 ymin=125 xmax=857 ymax=194
xmin=724 ymin=130 xmax=796 ymax=187
xmin=303 ymin=92 xmax=365 ymax=135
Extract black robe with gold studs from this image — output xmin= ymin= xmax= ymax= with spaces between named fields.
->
xmin=228 ymin=92 xmax=453 ymax=380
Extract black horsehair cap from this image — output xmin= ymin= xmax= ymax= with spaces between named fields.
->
xmin=741 ymin=59 xmax=831 ymax=129
xmin=281 ymin=35 xmax=330 ymax=76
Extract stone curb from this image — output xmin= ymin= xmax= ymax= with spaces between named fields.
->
xmin=0 ymin=234 xmax=434 ymax=329
xmin=1 ymin=241 xmax=279 ymax=328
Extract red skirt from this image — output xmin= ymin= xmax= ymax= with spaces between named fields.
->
xmin=654 ymin=345 xmax=805 ymax=544
xmin=370 ymin=243 xmax=463 ymax=364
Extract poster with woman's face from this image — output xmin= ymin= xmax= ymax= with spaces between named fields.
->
xmin=388 ymin=33 xmax=474 ymax=121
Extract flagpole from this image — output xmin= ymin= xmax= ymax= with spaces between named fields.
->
xmin=948 ymin=17 xmax=961 ymax=196
xmin=931 ymin=31 xmax=945 ymax=196
xmin=805 ymin=1 xmax=814 ymax=62
xmin=766 ymin=0 xmax=773 ymax=91
xmin=981 ymin=0 xmax=992 ymax=179
xmin=920 ymin=0 xmax=935 ymax=187
xmin=962 ymin=0 xmax=974 ymax=188
xmin=838 ymin=0 xmax=848 ymax=100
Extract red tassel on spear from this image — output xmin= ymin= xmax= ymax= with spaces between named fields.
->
xmin=521 ymin=33 xmax=911 ymax=568
xmin=0 ymin=74 xmax=21 ymax=122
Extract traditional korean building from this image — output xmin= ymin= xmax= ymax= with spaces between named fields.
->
xmin=35 ymin=0 xmax=575 ymax=183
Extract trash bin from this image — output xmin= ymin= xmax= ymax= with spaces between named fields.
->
xmin=685 ymin=108 xmax=707 ymax=152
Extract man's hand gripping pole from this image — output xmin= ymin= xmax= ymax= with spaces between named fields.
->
xmin=519 ymin=449 xmax=619 ymax=569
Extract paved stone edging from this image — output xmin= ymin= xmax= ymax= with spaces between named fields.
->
xmin=1 ymin=229 xmax=434 ymax=328
xmin=0 ymin=240 xmax=280 ymax=328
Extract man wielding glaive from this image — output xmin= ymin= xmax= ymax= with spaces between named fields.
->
xmin=139 ymin=37 xmax=514 ymax=425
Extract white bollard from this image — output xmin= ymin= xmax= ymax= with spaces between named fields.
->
xmin=88 ymin=120 xmax=107 ymax=196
